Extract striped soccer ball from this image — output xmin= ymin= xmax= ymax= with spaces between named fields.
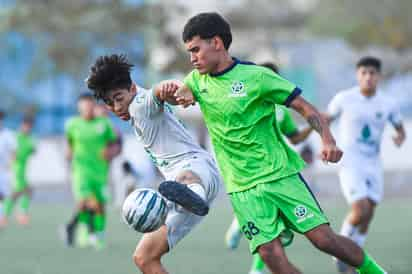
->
xmin=122 ymin=188 xmax=168 ymax=233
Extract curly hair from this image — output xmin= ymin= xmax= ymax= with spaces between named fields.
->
xmin=86 ymin=54 xmax=134 ymax=101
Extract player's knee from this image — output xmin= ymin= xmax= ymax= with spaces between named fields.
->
xmin=258 ymin=241 xmax=285 ymax=262
xmin=133 ymin=249 xmax=158 ymax=271
xmin=175 ymin=170 xmax=201 ymax=185
xmin=307 ymin=227 xmax=337 ymax=252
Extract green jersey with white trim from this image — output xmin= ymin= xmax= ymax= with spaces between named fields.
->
xmin=184 ymin=59 xmax=305 ymax=193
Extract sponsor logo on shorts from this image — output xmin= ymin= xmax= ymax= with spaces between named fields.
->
xmin=294 ymin=205 xmax=314 ymax=223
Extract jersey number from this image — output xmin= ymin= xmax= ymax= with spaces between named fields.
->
xmin=242 ymin=222 xmax=260 ymax=240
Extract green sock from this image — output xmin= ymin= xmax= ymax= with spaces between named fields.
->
xmin=93 ymin=213 xmax=105 ymax=234
xmin=19 ymin=194 xmax=30 ymax=214
xmin=4 ymin=198 xmax=14 ymax=217
xmin=78 ymin=211 xmax=90 ymax=226
xmin=357 ymin=251 xmax=386 ymax=274
xmin=251 ymin=254 xmax=265 ymax=272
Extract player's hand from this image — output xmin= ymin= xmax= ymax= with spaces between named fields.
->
xmin=392 ymin=134 xmax=405 ymax=147
xmin=155 ymin=80 xmax=182 ymax=101
xmin=175 ymin=85 xmax=195 ymax=108
xmin=320 ymin=142 xmax=343 ymax=163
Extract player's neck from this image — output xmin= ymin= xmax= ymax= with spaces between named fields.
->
xmin=211 ymin=54 xmax=235 ymax=75
xmin=360 ymin=87 xmax=377 ymax=98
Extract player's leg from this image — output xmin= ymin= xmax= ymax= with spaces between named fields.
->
xmin=0 ymin=174 xmax=11 ymax=227
xmin=225 ymin=216 xmax=242 ymax=250
xmin=249 ymin=253 xmax=265 ymax=274
xmin=87 ymin=186 xmax=107 ymax=250
xmin=133 ymin=225 xmax=169 ymax=274
xmin=14 ymin=175 xmax=31 ymax=225
xmin=229 ymin=181 xmax=302 ymax=274
xmin=305 ymin=224 xmax=386 ymax=273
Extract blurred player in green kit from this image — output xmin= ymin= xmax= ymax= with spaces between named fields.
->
xmin=3 ymin=116 xmax=35 ymax=226
xmin=63 ymin=93 xmax=118 ymax=249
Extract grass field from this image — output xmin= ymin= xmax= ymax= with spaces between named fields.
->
xmin=0 ymin=196 xmax=411 ymax=274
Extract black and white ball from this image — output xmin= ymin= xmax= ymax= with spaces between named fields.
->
xmin=122 ymin=188 xmax=168 ymax=233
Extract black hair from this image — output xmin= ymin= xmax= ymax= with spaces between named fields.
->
xmin=183 ymin=12 xmax=232 ymax=50
xmin=22 ymin=115 xmax=34 ymax=125
xmin=356 ymin=56 xmax=381 ymax=72
xmin=259 ymin=62 xmax=279 ymax=74
xmin=86 ymin=54 xmax=134 ymax=101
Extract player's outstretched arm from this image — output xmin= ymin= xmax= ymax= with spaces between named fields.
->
xmin=153 ymin=80 xmax=182 ymax=105
xmin=175 ymin=85 xmax=196 ymax=108
xmin=392 ymin=123 xmax=406 ymax=147
xmin=289 ymin=96 xmax=343 ymax=163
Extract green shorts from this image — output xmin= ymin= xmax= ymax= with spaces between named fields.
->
xmin=72 ymin=177 xmax=108 ymax=203
xmin=229 ymin=173 xmax=328 ymax=254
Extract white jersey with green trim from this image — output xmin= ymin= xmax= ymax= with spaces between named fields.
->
xmin=128 ymin=86 xmax=205 ymax=173
xmin=0 ymin=127 xmax=16 ymax=171
xmin=328 ymin=86 xmax=402 ymax=162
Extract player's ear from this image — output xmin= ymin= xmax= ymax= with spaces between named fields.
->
xmin=212 ymin=36 xmax=223 ymax=50
xmin=130 ymin=83 xmax=137 ymax=94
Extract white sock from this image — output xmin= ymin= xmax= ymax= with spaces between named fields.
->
xmin=188 ymin=183 xmax=207 ymax=202
xmin=353 ymin=231 xmax=367 ymax=247
xmin=340 ymin=220 xmax=358 ymax=239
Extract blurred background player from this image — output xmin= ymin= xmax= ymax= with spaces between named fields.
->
xmin=224 ymin=62 xmax=314 ymax=274
xmin=326 ymin=56 xmax=406 ymax=273
xmin=0 ymin=111 xmax=17 ymax=228
xmin=3 ymin=116 xmax=36 ymax=226
xmin=63 ymin=93 xmax=118 ymax=249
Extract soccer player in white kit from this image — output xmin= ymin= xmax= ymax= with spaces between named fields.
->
xmin=86 ymin=54 xmax=221 ymax=274
xmin=0 ymin=111 xmax=17 ymax=228
xmin=326 ymin=57 xmax=406 ymax=273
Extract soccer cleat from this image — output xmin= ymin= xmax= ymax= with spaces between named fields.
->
xmin=0 ymin=217 xmax=8 ymax=228
xmin=159 ymin=181 xmax=209 ymax=216
xmin=89 ymin=233 xmax=105 ymax=250
xmin=225 ymin=220 xmax=242 ymax=250
xmin=16 ymin=214 xmax=29 ymax=226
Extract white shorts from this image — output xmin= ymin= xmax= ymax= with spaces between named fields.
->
xmin=162 ymin=153 xmax=221 ymax=249
xmin=338 ymin=162 xmax=383 ymax=204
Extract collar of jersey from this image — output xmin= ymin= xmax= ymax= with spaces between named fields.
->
xmin=209 ymin=57 xmax=239 ymax=77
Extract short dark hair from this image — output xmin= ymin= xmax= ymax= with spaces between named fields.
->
xmin=183 ymin=12 xmax=232 ymax=50
xmin=259 ymin=62 xmax=279 ymax=74
xmin=22 ymin=115 xmax=34 ymax=125
xmin=356 ymin=56 xmax=381 ymax=72
xmin=86 ymin=54 xmax=134 ymax=101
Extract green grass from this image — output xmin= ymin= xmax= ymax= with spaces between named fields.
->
xmin=0 ymin=196 xmax=411 ymax=274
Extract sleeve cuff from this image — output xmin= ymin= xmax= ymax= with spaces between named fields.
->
xmin=284 ymin=87 xmax=302 ymax=107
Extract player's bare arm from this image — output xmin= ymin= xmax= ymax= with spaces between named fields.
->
xmin=175 ymin=85 xmax=196 ymax=108
xmin=393 ymin=123 xmax=406 ymax=147
xmin=153 ymin=80 xmax=182 ymax=105
xmin=289 ymin=96 xmax=343 ymax=163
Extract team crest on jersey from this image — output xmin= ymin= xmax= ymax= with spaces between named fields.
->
xmin=229 ymin=81 xmax=246 ymax=97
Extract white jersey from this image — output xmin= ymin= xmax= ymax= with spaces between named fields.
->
xmin=0 ymin=127 xmax=16 ymax=171
xmin=328 ymin=86 xmax=402 ymax=163
xmin=129 ymin=86 xmax=206 ymax=175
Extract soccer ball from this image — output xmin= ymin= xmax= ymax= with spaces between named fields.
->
xmin=122 ymin=188 xmax=168 ymax=233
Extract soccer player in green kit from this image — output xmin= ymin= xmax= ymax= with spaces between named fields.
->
xmin=172 ymin=12 xmax=387 ymax=274
xmin=3 ymin=116 xmax=35 ymax=225
xmin=224 ymin=62 xmax=313 ymax=274
xmin=64 ymin=93 xmax=118 ymax=249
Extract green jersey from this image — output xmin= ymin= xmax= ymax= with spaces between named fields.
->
xmin=13 ymin=132 xmax=35 ymax=176
xmin=276 ymin=105 xmax=298 ymax=137
xmin=65 ymin=116 xmax=117 ymax=185
xmin=184 ymin=59 xmax=305 ymax=193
